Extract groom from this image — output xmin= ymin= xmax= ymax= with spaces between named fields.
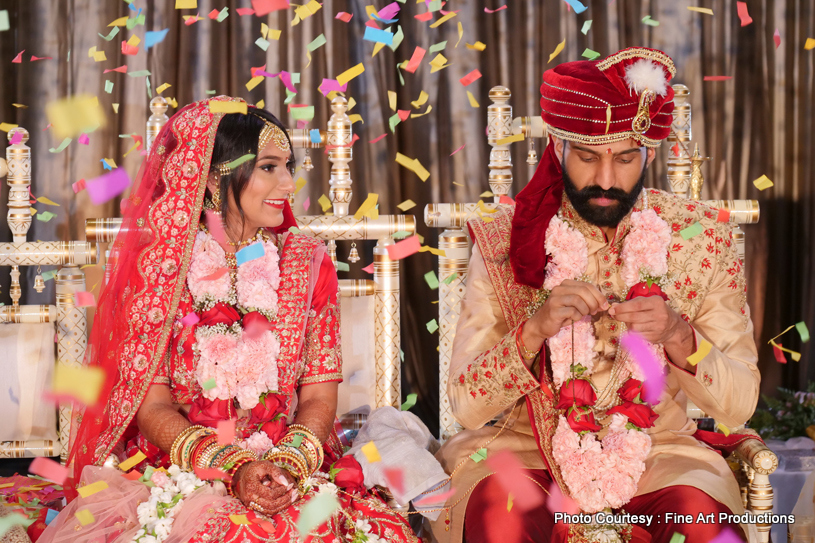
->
xmin=430 ymin=47 xmax=759 ymax=543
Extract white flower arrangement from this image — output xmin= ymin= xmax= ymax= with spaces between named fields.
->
xmin=132 ymin=465 xmax=207 ymax=543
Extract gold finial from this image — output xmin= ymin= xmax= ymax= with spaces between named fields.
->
xmin=689 ymin=143 xmax=710 ymax=200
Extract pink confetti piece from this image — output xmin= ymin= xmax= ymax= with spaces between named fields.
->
xmin=716 ymin=208 xmax=730 ymax=223
xmin=450 ymin=144 xmax=465 ymax=156
xmin=104 ymin=65 xmax=128 ymax=73
xmin=499 ymin=195 xmax=515 ymax=205
xmin=484 ymin=449 xmax=544 ymax=512
xmin=204 ymin=209 xmax=228 ymax=245
xmin=10 ymin=131 xmax=23 ymax=145
xmin=29 ymin=458 xmax=69 ymax=485
xmin=217 ymin=419 xmax=236 ymax=445
xmin=413 ymin=485 xmax=456 ymax=506
xmin=397 ymin=109 xmax=411 ymax=121
xmin=369 ymin=133 xmax=388 ymax=144
xmin=382 ymin=467 xmax=404 ymax=496
xmin=405 ymin=46 xmax=426 ymax=73
xmin=361 ymin=263 xmax=375 ymax=274
xmin=377 ymin=2 xmax=401 ymax=20
xmin=335 ymin=11 xmax=353 ymax=22
xmin=773 ymin=28 xmax=781 ymax=49
xmin=252 ymin=0 xmax=289 ymax=16
xmin=459 ymin=70 xmax=482 ymax=86
xmin=72 ymin=179 xmax=86 ymax=194
xmin=709 ymin=528 xmax=743 ymax=543
xmin=319 ymin=78 xmax=348 ymax=95
xmin=30 ymin=55 xmax=52 ymax=61
xmin=74 ymin=291 xmax=96 ymax=307
xmin=546 ymin=481 xmax=580 ymax=516
xmin=202 ymin=268 xmax=229 ymax=281
xmin=736 ymin=2 xmax=752 ymax=26
xmin=278 ymin=71 xmax=297 ymax=93
xmin=303 ymin=196 xmax=310 ymax=212
xmin=365 ymin=19 xmax=382 ymax=29
xmin=484 ymin=4 xmax=507 ymax=13
xmin=12 ymin=50 xmax=24 ymax=63
xmin=773 ymin=343 xmax=787 ymax=363
xmin=85 ymin=168 xmax=131 ymax=205
xmin=414 ymin=11 xmax=433 ymax=22
xmin=703 ymin=76 xmax=732 ymax=81
xmin=620 ymin=332 xmax=665 ymax=404
xmin=386 ymin=235 xmax=422 ymax=260
xmin=78 ymin=134 xmax=89 ymax=145
xmin=180 ymin=312 xmax=200 ymax=326
xmin=121 ymin=41 xmax=138 ymax=55
xmin=194 ymin=467 xmax=230 ymax=481
xmin=236 ymin=7 xmax=255 ymax=15
xmin=207 ymin=8 xmax=220 ymax=19
xmin=184 ymin=14 xmax=201 ymax=26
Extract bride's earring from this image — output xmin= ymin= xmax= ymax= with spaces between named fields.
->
xmin=208 ymin=185 xmax=222 ymax=214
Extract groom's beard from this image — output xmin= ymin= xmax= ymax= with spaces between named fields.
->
xmin=562 ymin=161 xmax=647 ymax=228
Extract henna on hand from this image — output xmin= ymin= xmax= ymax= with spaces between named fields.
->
xmin=234 ymin=460 xmax=298 ymax=516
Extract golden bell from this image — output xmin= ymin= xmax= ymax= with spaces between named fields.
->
xmin=303 ymin=152 xmax=314 ymax=172
xmin=33 ymin=273 xmax=45 ymax=293
xmin=527 ymin=149 xmax=538 ymax=165
xmin=348 ymin=242 xmax=360 ymax=263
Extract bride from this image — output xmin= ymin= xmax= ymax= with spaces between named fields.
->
xmin=40 ymin=97 xmax=418 ymax=543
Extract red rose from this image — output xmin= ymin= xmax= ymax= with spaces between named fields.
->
xmin=249 ymin=393 xmax=288 ymax=424
xmin=625 ymin=281 xmax=669 ymax=302
xmin=243 ymin=311 xmax=274 ymax=339
xmin=607 ymin=401 xmax=659 ymax=429
xmin=188 ymin=397 xmax=233 ymax=427
xmin=260 ymin=419 xmax=288 ymax=444
xmin=566 ymin=406 xmax=602 ymax=433
xmin=199 ymin=302 xmax=241 ymax=327
xmin=556 ymin=379 xmax=597 ymax=410
xmin=617 ymin=379 xmax=644 ymax=403
xmin=331 ymin=455 xmax=366 ymax=493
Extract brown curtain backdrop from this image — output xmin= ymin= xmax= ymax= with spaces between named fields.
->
xmin=1 ymin=0 xmax=812 ymax=435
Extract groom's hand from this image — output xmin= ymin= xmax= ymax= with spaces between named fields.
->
xmin=527 ymin=279 xmax=609 ymax=341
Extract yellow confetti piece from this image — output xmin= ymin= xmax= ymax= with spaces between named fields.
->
xmin=108 ymin=16 xmax=128 ymax=26
xmin=430 ymin=11 xmax=457 ymax=28
xmin=103 ymin=158 xmax=117 ymax=169
xmin=716 ymin=422 xmax=731 ymax=436
xmin=549 ymin=39 xmax=566 ymax=63
xmin=467 ymin=91 xmax=479 ymax=108
xmin=397 ymin=199 xmax=416 ymax=211
xmin=318 ymin=194 xmax=332 ymax=212
xmin=360 ymin=441 xmax=382 ymax=462
xmin=12 ymin=103 xmax=27 ymax=108
xmin=686 ymin=339 xmax=712 ymax=366
xmin=37 ymin=197 xmax=60 ymax=206
xmin=388 ymin=90 xmax=397 ymax=111
xmin=348 ymin=114 xmax=363 ymax=124
xmin=456 ymin=21 xmax=463 ymax=47
xmin=112 ymin=103 xmax=119 ymax=114
xmin=419 ymin=245 xmax=446 ymax=257
xmin=127 ymin=34 xmax=141 ymax=47
xmin=347 ymin=97 xmax=356 ymax=111
xmin=354 ymin=193 xmax=379 ymax=220
xmin=29 ymin=207 xmax=37 ymax=215
xmin=411 ymin=105 xmax=432 ymax=118
xmin=256 ymin=99 xmax=265 ymax=109
xmin=429 ymin=53 xmax=448 ymax=73
xmin=466 ymin=41 xmax=486 ymax=51
xmin=156 ymin=83 xmax=171 ymax=94
xmin=295 ymin=177 xmax=307 ymax=194
xmin=395 ymin=152 xmax=430 ymax=181
xmin=477 ymin=200 xmax=498 ymax=214
xmin=480 ymin=191 xmax=494 ymax=198
xmin=53 ymin=364 xmax=105 ymax=407
xmin=770 ymin=339 xmax=802 ymax=362
xmin=0 ymin=123 xmax=18 ymax=132
xmin=246 ymin=76 xmax=264 ymax=91
xmin=229 ymin=514 xmax=251 ymax=525
xmin=495 ymin=133 xmax=525 ymax=146
xmin=77 ymin=480 xmax=109 ymax=499
xmin=117 ymin=451 xmax=147 ymax=472
xmin=46 ymin=95 xmax=106 ymax=139
xmin=337 ymin=63 xmax=365 ymax=86
xmin=0 ymin=483 xmax=14 ymax=488
xmin=93 ymin=50 xmax=107 ymax=62
xmin=269 ymin=29 xmax=281 ymax=40
xmin=75 ymin=509 xmax=95 ymax=526
xmin=687 ymin=6 xmax=714 ymax=15
xmin=175 ymin=0 xmax=197 ymax=7
xmin=753 ymin=174 xmax=773 ymax=191
xmin=411 ymin=90 xmax=429 ymax=108
xmin=372 ymin=41 xmax=387 ymax=58
xmin=806 ymin=38 xmax=815 ymax=50
xmin=209 ymin=101 xmax=248 ymax=114
xmin=261 ymin=22 xmax=269 ymax=39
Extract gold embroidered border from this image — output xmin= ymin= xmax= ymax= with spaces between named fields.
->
xmin=546 ymin=125 xmax=664 ymax=148
xmin=595 ymin=47 xmax=677 ymax=77
xmin=299 ymin=372 xmax=343 ymax=385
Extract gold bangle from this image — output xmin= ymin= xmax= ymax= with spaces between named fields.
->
xmin=170 ymin=425 xmax=207 ymax=466
xmin=516 ymin=321 xmax=540 ymax=361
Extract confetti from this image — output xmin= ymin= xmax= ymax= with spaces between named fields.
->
xmin=45 ymin=509 xmax=59 ymax=525
xmin=296 ymin=494 xmax=339 ymax=540
xmin=805 ymin=38 xmax=815 ymax=50
xmin=562 ymin=0 xmax=587 ymax=14
xmin=466 ymin=41 xmax=486 ymax=51
xmin=217 ymin=419 xmax=236 ymax=445
xmin=686 ymin=338 xmax=712 ymax=366
xmin=703 ymin=76 xmax=732 ymax=81
xmin=678 ymin=222 xmax=703 ymax=240
xmin=716 ymin=422 xmax=731 ymax=436
xmin=469 ymin=448 xmax=487 ymax=463
xmin=175 ymin=0 xmax=197 ymax=7
xmin=753 ymin=174 xmax=773 ymax=190
xmin=716 ymin=208 xmax=731 ymax=223
xmin=46 ymin=95 xmax=106 ymax=140
xmin=225 ymin=153 xmax=256 ymax=170
xmin=443 ymin=273 xmax=458 ymax=285
xmin=496 ymin=133 xmax=524 ymax=146
xmin=796 ymin=322 xmax=810 ymax=343
xmin=75 ymin=509 xmax=95 ymax=526
xmin=77 ymin=480 xmax=109 ymax=498
xmin=581 ymin=20 xmax=592 ymax=34
xmin=202 ymin=378 xmax=217 ymax=390
xmin=37 ymin=196 xmax=60 ymax=206
xmin=459 ymin=69 xmax=482 ymax=86
xmin=252 ymin=0 xmax=289 ymax=16
xmin=386 ymin=235 xmax=422 ymax=260
xmin=429 ymin=12 xmax=457 ymax=28
xmin=396 ymin=199 xmax=416 ymax=211
xmin=36 ymin=210 xmax=57 ymax=222
xmin=229 ymin=514 xmax=251 ymax=525
xmin=450 ymin=144 xmax=465 ymax=156
xmin=405 ymin=46 xmax=426 ymax=73
xmin=426 ymin=319 xmax=439 ymax=333
xmin=11 ymin=50 xmax=23 ymax=63
xmin=424 ymin=270 xmax=439 ymax=289
xmin=86 ymin=168 xmax=131 ymax=205
xmin=484 ymin=5 xmax=507 ymax=13
xmin=104 ymin=65 xmax=128 ymax=74
xmin=118 ymin=451 xmax=147 ymax=472
xmin=318 ymin=194 xmax=332 ymax=212
xmin=410 ymin=90 xmax=429 ymax=108
xmin=361 ymin=263 xmax=375 ymax=274
xmin=736 ymin=2 xmax=752 ymax=26
xmin=336 ymin=63 xmax=365 ymax=86
xmin=400 ymin=393 xmax=418 ymax=411
xmin=773 ymin=28 xmax=781 ymax=49
xmin=429 ymin=53 xmax=448 ymax=72
xmin=641 ymin=15 xmax=659 ymax=26
xmin=363 ymin=26 xmax=394 ymax=46
xmin=74 ymin=291 xmax=96 ymax=307
xmin=354 ymin=193 xmax=379 ymax=220
xmin=194 ymin=467 xmax=228 ymax=480
xmin=29 ymin=457 xmax=69 ymax=484
xmin=669 ymin=533 xmax=686 ymax=543
xmin=395 ymin=153 xmax=430 ymax=181
xmin=466 ymin=91 xmax=479 ymax=108
xmin=620 ymin=332 xmax=664 ymax=404
xmin=687 ymin=6 xmax=714 ymax=15
xmin=360 ymin=441 xmax=382 ymax=462
xmin=548 ymin=39 xmax=566 ymax=63
xmin=0 ymin=10 xmax=8 ymax=31
xmin=209 ymin=101 xmax=248 ymax=114
xmin=236 ymin=243 xmax=265 ymax=266
xmin=335 ymin=12 xmax=353 ymax=22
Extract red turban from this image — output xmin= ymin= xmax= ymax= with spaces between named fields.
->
xmin=510 ymin=47 xmax=677 ymax=289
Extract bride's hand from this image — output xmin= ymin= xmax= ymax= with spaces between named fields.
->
xmin=232 ymin=460 xmax=299 ymax=517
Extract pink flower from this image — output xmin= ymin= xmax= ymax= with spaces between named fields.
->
xmin=237 ymin=240 xmax=280 ymax=312
xmin=150 ymin=470 xmax=171 ymax=488
xmin=240 ymin=430 xmax=276 ymax=456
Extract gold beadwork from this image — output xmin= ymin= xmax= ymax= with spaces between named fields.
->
xmin=595 ymin=47 xmax=676 ymax=77
xmin=216 ymin=162 xmax=232 ymax=178
xmin=253 ymin=114 xmax=289 ymax=152
xmin=546 ymin=125 xmax=664 ymax=148
xmin=631 ymin=89 xmax=656 ymax=135
xmin=211 ymin=185 xmax=222 ymax=210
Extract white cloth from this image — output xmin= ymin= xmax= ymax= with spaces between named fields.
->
xmin=348 ymin=406 xmax=448 ymax=518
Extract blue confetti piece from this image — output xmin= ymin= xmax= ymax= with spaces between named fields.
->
xmin=144 ymin=28 xmax=169 ymax=50
xmin=563 ymin=0 xmax=587 ymax=14
xmin=372 ymin=14 xmax=399 ymax=24
xmin=363 ymin=26 xmax=394 ymax=46
xmin=8 ymin=387 xmax=18 ymax=405
xmin=45 ymin=509 xmax=59 ymax=526
xmin=101 ymin=159 xmax=113 ymax=171
xmin=235 ymin=242 xmax=265 ymax=266
xmin=309 ymin=129 xmax=322 ymax=144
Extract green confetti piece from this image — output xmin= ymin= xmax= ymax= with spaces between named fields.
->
xmin=668 ymin=533 xmax=685 ymax=543
xmin=42 ymin=270 xmax=57 ymax=281
xmin=400 ymin=393 xmax=417 ymax=411
xmin=336 ymin=261 xmax=350 ymax=272
xmin=288 ymin=226 xmax=301 ymax=234
xmin=215 ymin=7 xmax=229 ymax=22
xmin=443 ymin=273 xmax=458 ymax=285
xmin=399 ymin=349 xmax=405 ymax=362
xmin=36 ymin=210 xmax=56 ymax=222
xmin=428 ymin=0 xmax=442 ymax=10
xmin=290 ymin=434 xmax=303 ymax=447
xmin=296 ymin=494 xmax=339 ymax=540
xmin=127 ymin=70 xmax=151 ymax=77
xmin=582 ymin=48 xmax=601 ymax=60
xmin=146 ymin=76 xmax=152 ymax=99
xmin=255 ymin=37 xmax=270 ymax=51
xmin=426 ymin=319 xmax=439 ymax=334
xmin=98 ymin=26 xmax=120 ymax=41
xmin=392 ymin=230 xmax=411 ymax=239
xmin=290 ymin=106 xmax=315 ymax=121
xmin=105 ymin=80 xmax=114 ymax=94
xmin=428 ymin=40 xmax=447 ymax=53
xmin=0 ymin=11 xmax=8 ymax=32
xmin=469 ymin=448 xmax=487 ymax=463
xmin=0 ymin=512 xmax=31 ymax=536
xmin=284 ymin=89 xmax=297 ymax=104
xmin=680 ymin=221 xmax=704 ymax=240
xmin=202 ymin=378 xmax=217 ymax=390
xmin=206 ymin=89 xmax=217 ymax=95
xmin=642 ymin=15 xmax=660 ymax=26
xmin=581 ymin=20 xmax=592 ymax=35
xmin=388 ymin=112 xmax=402 ymax=133
xmin=49 ymin=138 xmax=72 ymax=153
xmin=796 ymin=321 xmax=810 ymax=343
xmin=291 ymin=72 xmax=301 ymax=84
xmin=225 ymin=153 xmax=256 ymax=169
xmin=307 ymin=33 xmax=327 ymax=51
xmin=390 ymin=25 xmax=404 ymax=51
xmin=424 ymin=270 xmax=439 ymax=290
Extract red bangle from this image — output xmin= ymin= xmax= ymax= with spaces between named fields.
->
xmin=516 ymin=321 xmax=540 ymax=360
